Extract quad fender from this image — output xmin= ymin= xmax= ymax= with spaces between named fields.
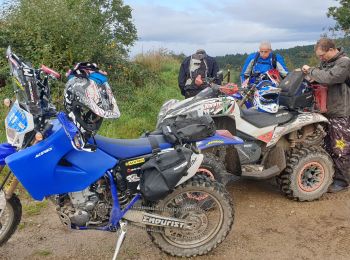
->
xmin=267 ymin=113 xmax=329 ymax=147
xmin=211 ymin=115 xmax=237 ymax=136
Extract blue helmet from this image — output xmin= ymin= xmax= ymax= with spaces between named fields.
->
xmin=253 ymin=81 xmax=280 ymax=113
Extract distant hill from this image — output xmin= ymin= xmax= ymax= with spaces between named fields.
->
xmin=215 ymin=37 xmax=350 ymax=76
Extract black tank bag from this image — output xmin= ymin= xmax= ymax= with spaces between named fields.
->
xmin=159 ymin=114 xmax=216 ymax=144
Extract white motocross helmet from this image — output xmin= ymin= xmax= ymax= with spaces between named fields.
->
xmin=253 ymin=81 xmax=280 ymax=113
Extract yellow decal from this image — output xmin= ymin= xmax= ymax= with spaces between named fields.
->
xmin=206 ymin=140 xmax=224 ymax=146
xmin=335 ymin=138 xmax=347 ymax=152
xmin=125 ymin=158 xmax=145 ymax=166
xmin=13 ymin=77 xmax=24 ymax=90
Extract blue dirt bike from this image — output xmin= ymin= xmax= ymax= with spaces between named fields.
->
xmin=0 ymin=47 xmax=243 ymax=258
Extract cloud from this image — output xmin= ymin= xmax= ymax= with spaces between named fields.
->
xmin=124 ymin=0 xmax=337 ymax=56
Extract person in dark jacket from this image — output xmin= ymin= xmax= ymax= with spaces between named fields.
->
xmin=178 ymin=49 xmax=220 ymax=98
xmin=240 ymin=41 xmax=288 ymax=83
xmin=302 ymin=38 xmax=350 ymax=193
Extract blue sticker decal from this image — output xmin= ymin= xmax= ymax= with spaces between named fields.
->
xmin=6 ymin=103 xmax=28 ymax=133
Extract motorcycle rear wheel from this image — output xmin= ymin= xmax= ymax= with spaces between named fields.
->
xmin=148 ymin=175 xmax=234 ymax=257
xmin=0 ymin=194 xmax=22 ymax=246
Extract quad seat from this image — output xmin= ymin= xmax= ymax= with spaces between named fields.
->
xmin=240 ymin=108 xmax=295 ymax=128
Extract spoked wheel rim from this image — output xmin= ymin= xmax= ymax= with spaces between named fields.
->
xmin=161 ymin=190 xmax=224 ymax=248
xmin=0 ymin=203 xmax=15 ymax=241
xmin=297 ymin=161 xmax=325 ymax=192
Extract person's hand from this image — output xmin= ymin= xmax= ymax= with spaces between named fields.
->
xmin=302 ymin=65 xmax=311 ymax=74
xmin=195 ymin=75 xmax=203 ymax=86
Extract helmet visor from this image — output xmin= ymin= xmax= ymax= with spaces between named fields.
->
xmin=84 ymin=81 xmax=120 ymax=119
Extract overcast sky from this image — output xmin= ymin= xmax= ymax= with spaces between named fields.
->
xmin=124 ymin=0 xmax=338 ymax=57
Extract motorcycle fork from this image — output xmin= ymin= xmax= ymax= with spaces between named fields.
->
xmin=5 ymin=177 xmax=19 ymax=199
xmin=0 ymin=167 xmax=18 ymax=200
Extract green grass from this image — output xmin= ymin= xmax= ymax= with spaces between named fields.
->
xmin=23 ymin=200 xmax=48 ymax=216
xmin=99 ymin=58 xmax=182 ymax=138
xmin=35 ymin=250 xmax=52 ymax=256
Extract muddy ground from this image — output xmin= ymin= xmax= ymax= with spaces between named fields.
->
xmin=1 ymin=179 xmax=350 ymax=260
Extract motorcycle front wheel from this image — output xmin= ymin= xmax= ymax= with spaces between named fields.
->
xmin=0 ymin=193 xmax=22 ymax=246
xmin=148 ymin=175 xmax=234 ymax=257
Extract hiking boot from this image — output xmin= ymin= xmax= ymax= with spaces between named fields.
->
xmin=327 ymin=180 xmax=349 ymax=193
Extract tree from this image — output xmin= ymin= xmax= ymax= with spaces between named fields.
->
xmin=0 ymin=0 xmax=137 ymax=72
xmin=327 ymin=0 xmax=350 ymax=35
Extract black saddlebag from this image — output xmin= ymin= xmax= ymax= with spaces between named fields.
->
xmin=140 ymin=146 xmax=192 ymax=201
xmin=279 ymin=70 xmax=314 ymax=110
xmin=159 ymin=114 xmax=216 ymax=144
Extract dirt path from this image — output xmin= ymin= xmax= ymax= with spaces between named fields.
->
xmin=1 ymin=179 xmax=350 ymax=260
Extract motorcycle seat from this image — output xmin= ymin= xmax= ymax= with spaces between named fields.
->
xmin=240 ymin=108 xmax=295 ymax=128
xmin=94 ymin=134 xmax=172 ymax=159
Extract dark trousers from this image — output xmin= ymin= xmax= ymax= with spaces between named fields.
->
xmin=324 ymin=116 xmax=350 ymax=185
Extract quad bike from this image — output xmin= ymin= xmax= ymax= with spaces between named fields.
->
xmin=156 ymin=76 xmax=334 ymax=202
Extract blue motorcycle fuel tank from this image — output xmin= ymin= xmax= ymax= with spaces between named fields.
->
xmin=5 ymin=120 xmax=118 ymax=200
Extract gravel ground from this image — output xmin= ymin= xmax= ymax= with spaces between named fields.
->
xmin=1 ymin=179 xmax=350 ymax=260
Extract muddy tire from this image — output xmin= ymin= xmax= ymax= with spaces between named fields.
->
xmin=279 ymin=146 xmax=334 ymax=201
xmin=149 ymin=175 xmax=234 ymax=257
xmin=300 ymin=125 xmax=326 ymax=147
xmin=198 ymin=153 xmax=228 ymax=185
xmin=0 ymin=194 xmax=22 ymax=246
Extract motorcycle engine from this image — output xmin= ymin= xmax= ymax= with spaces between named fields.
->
xmin=56 ymin=181 xmax=112 ymax=227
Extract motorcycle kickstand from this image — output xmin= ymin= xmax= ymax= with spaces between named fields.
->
xmin=112 ymin=220 xmax=128 ymax=260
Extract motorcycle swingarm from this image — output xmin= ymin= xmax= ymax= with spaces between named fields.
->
xmin=123 ymin=210 xmax=193 ymax=229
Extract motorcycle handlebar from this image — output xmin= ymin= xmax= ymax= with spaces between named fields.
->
xmin=41 ymin=65 xmax=61 ymax=79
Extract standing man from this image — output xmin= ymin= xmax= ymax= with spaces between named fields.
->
xmin=302 ymin=38 xmax=350 ymax=193
xmin=178 ymin=49 xmax=220 ymax=98
xmin=240 ymin=41 xmax=288 ymax=83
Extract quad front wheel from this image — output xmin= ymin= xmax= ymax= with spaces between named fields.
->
xmin=279 ymin=146 xmax=334 ymax=201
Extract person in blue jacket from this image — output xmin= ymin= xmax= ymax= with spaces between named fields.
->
xmin=240 ymin=41 xmax=288 ymax=83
